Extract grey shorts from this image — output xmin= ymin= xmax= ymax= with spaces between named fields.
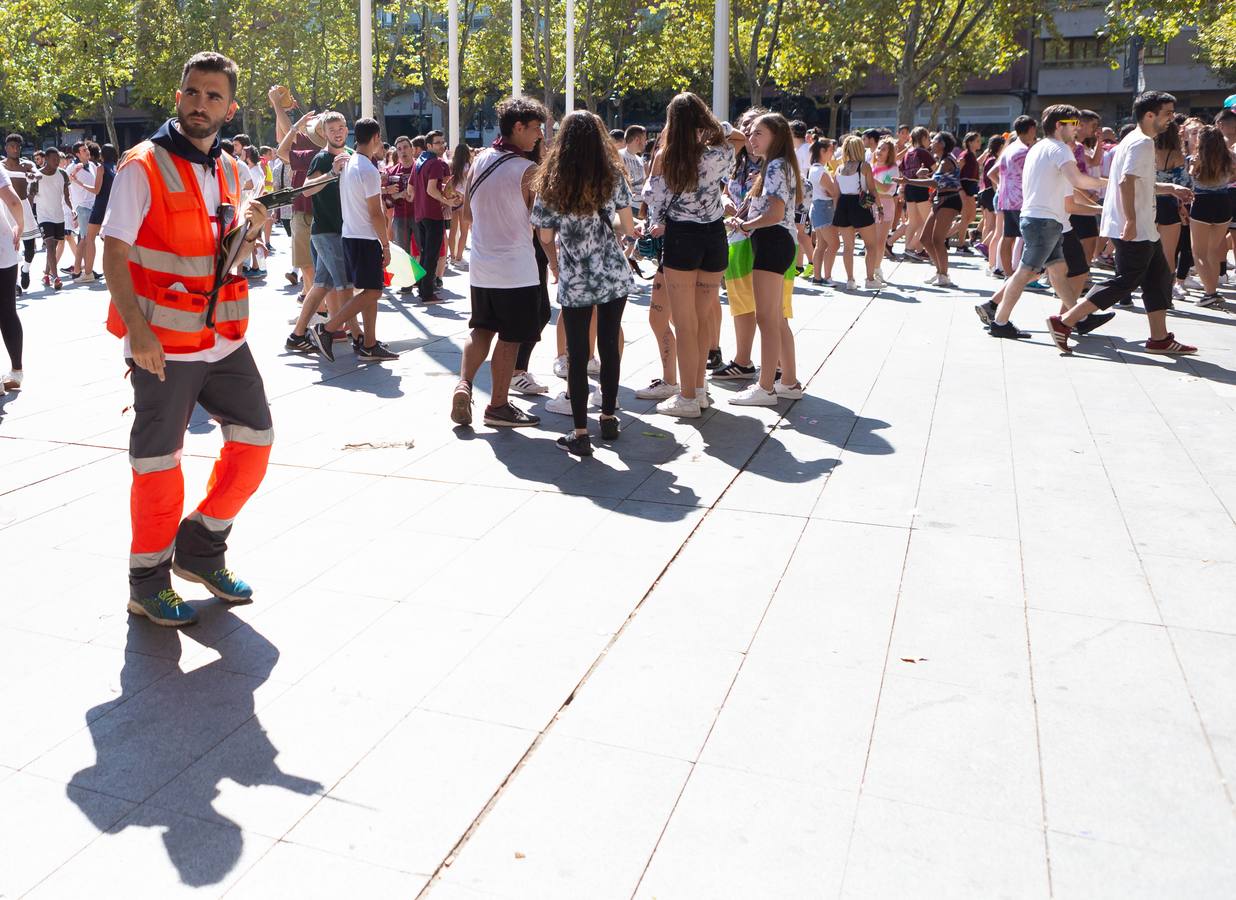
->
xmin=75 ymin=205 xmax=93 ymax=240
xmin=1018 ymin=217 xmax=1064 ymax=272
xmin=311 ymin=232 xmax=353 ymax=290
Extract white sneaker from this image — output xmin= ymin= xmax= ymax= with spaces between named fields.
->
xmin=863 ymin=279 xmax=881 ymax=291
xmin=587 ymin=357 xmax=601 ymax=376
xmin=588 ymin=388 xmax=603 ymax=409
xmin=510 ymin=371 xmax=549 ymax=395
xmin=924 ymin=272 xmax=940 ymax=285
xmin=845 ymin=279 xmax=857 ymax=290
xmin=634 ymin=379 xmax=679 ymax=400
xmin=936 ymin=276 xmax=956 ymax=288
xmin=552 ymin=355 xmax=569 ymax=378
xmin=1183 ymin=275 xmax=1203 ymax=291
xmin=2 ymin=370 xmax=21 ymax=390
xmin=874 ymin=271 xmax=888 ymax=286
xmin=774 ymin=380 xmax=804 ymax=400
xmin=545 ymin=391 xmax=573 ymax=415
xmin=696 ymin=388 xmax=711 ymax=410
xmin=1172 ymin=283 xmax=1187 ymax=301
xmin=730 ymin=384 xmax=778 ymax=406
xmin=656 ymin=394 xmax=702 ymax=418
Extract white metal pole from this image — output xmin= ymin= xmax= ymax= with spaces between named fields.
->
xmin=512 ymin=0 xmax=521 ymax=95
xmin=360 ymin=0 xmax=374 ymax=118
xmin=448 ymin=0 xmax=460 ymax=146
xmin=712 ymin=0 xmax=729 ymax=120
xmin=565 ymin=0 xmax=575 ymax=113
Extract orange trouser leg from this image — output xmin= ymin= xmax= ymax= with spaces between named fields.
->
xmin=174 ymin=437 xmax=272 ymax=574
xmin=129 ymin=463 xmax=184 ymax=598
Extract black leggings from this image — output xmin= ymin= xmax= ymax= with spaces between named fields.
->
xmin=1176 ymin=225 xmax=1193 ymax=281
xmin=562 ymin=299 xmax=625 ymax=429
xmin=0 ymin=265 xmax=22 ymax=370
xmin=517 ymin=240 xmax=552 ymax=371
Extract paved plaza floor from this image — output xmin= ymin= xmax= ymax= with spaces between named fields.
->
xmin=2 ymin=241 xmax=1235 ymax=899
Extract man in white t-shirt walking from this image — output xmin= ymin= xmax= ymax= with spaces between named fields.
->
xmin=308 ymin=117 xmax=397 ymax=361
xmin=67 ymin=141 xmax=98 ymax=280
xmin=1047 ymin=91 xmax=1196 ymax=354
xmin=450 ymin=96 xmax=549 ymax=428
xmin=977 ymin=105 xmax=1105 ymax=339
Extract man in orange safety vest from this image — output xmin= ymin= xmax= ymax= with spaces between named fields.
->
xmin=102 ymin=52 xmax=272 ymax=626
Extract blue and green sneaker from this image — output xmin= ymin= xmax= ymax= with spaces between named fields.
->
xmin=172 ymin=564 xmax=254 ymax=602
xmin=128 ymin=588 xmax=198 ymax=627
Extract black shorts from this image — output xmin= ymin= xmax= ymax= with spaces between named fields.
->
xmin=342 ymin=237 xmax=386 ymax=291
xmin=1063 ymin=230 xmax=1089 ymax=278
xmin=961 ymin=179 xmax=980 ymax=197
xmin=88 ymin=202 xmax=109 ymax=228
xmin=1228 ymin=188 xmax=1236 ymax=229
xmin=1002 ymin=209 xmax=1022 ymax=238
xmin=977 ymin=188 xmax=996 ymax=212
xmin=469 ymin=284 xmax=546 ymax=343
xmin=662 ymin=218 xmax=727 ymax=273
xmin=833 ymin=194 xmax=875 ymax=229
xmin=750 ymin=225 xmax=796 ymax=273
xmin=904 ymin=185 xmax=930 ymax=204
xmin=935 ymin=191 xmax=963 ymax=211
xmin=1068 ymin=214 xmax=1099 ymax=240
xmin=1154 ymin=195 xmax=1181 ymax=227
xmin=1191 ymin=192 xmax=1232 ymax=224
xmin=39 ymin=221 xmax=66 ymax=240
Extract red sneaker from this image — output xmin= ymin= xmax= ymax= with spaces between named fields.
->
xmin=1045 ymin=315 xmax=1072 ymax=353
xmin=53 ymin=277 xmax=62 ymax=291
xmin=1145 ymin=333 xmax=1197 ymax=355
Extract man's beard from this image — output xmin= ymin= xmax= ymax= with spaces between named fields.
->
xmin=328 ymin=137 xmax=347 ymax=150
xmin=178 ymin=111 xmax=222 ymax=139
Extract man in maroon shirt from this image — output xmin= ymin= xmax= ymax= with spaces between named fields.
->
xmin=386 ymin=136 xmax=418 ymax=294
xmin=270 ymin=85 xmax=322 ymax=296
xmin=413 ymin=130 xmax=460 ymax=304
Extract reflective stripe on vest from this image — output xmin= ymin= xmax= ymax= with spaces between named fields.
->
xmin=106 ymin=142 xmax=251 ymax=351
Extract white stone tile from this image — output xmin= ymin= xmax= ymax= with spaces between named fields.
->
xmin=23 ymin=803 xmax=276 ymax=898
xmin=1143 ymin=555 xmax=1236 ymax=634
xmin=863 ymin=675 xmax=1042 ymax=826
xmin=285 ymin=710 xmax=532 ymax=875
xmin=699 ymin=654 xmax=881 ymax=789
xmin=228 ymin=840 xmax=429 ymax=898
xmin=439 ymin=734 xmax=689 ymax=899
xmin=0 ymin=772 xmax=135 ymax=897
xmin=841 ymin=796 xmax=1049 ymax=899
xmin=636 ymin=765 xmax=855 ymax=899
xmin=554 ymin=632 xmax=742 ymax=761
xmin=420 ymin=617 xmax=612 ymax=730
xmin=1048 ymin=832 xmax=1236 ymax=900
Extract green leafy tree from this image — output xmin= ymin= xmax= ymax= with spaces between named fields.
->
xmin=771 ymin=0 xmax=875 ymax=135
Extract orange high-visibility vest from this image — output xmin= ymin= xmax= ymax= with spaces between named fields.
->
xmin=106 ymin=143 xmax=249 ymax=353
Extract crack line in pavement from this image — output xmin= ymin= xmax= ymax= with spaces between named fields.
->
xmin=415 ymin=281 xmax=886 ymax=897
xmin=836 ymin=295 xmax=952 ymax=898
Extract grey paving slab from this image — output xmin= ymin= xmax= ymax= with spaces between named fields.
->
xmin=6 ymin=233 xmax=1236 ymax=897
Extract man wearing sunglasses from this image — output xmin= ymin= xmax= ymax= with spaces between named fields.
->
xmin=977 ymin=104 xmax=1106 ymax=339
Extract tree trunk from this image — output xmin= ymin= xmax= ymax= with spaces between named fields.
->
xmin=100 ymin=88 xmax=119 ymax=149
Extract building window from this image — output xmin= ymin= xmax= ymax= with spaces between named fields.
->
xmin=1142 ymin=40 xmax=1167 ymax=65
xmin=1042 ymin=36 xmax=1110 ymax=68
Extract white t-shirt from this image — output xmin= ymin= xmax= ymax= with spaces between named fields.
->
xmin=0 ymin=167 xmax=18 ymax=269
xmin=340 ymin=153 xmax=382 ymax=240
xmin=33 ymin=170 xmax=67 ymax=223
xmin=795 ymin=142 xmax=811 ymax=175
xmin=1101 ymin=129 xmax=1157 ymax=242
xmin=466 ymin=148 xmax=538 ymax=289
xmin=1020 ymin=138 xmax=1075 ymax=225
xmin=808 ymin=163 xmax=831 ymax=202
xmin=619 ymin=148 xmax=645 ymax=192
xmin=103 ymin=151 xmax=243 ymax=363
xmin=68 ymin=162 xmax=96 ymax=210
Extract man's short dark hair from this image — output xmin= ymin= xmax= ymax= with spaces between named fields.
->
xmin=394 ymin=135 xmax=411 ymax=147
xmin=425 ymin=129 xmax=444 ymax=144
xmin=101 ymin=143 xmax=118 ymax=165
xmin=624 ymin=125 xmax=646 ymax=142
xmin=71 ymin=141 xmax=85 ymax=154
xmin=1215 ymin=108 xmax=1236 ymax=126
xmin=181 ymin=51 xmax=238 ymax=99
xmin=1013 ymin=115 xmax=1037 ymax=136
xmin=44 ymin=147 xmax=59 ymax=159
xmin=219 ymin=139 xmax=234 ymax=155
xmin=897 ymin=124 xmax=910 ymax=133
xmin=789 ymin=119 xmax=808 ymax=139
xmin=862 ymin=128 xmax=882 ymax=141
xmin=1041 ymin=104 xmax=1081 ymax=137
xmin=1080 ymin=109 xmax=1100 ymax=123
xmin=1133 ymin=90 xmax=1176 ymax=121
xmin=5 ymin=133 xmax=21 ymax=147
xmin=412 ymin=135 xmax=426 ymax=150
xmin=609 ymin=128 xmax=624 ymax=141
xmin=355 ymin=118 xmax=381 ymax=146
xmin=496 ymin=96 xmax=549 ymax=138
xmin=1118 ymin=123 xmax=1137 ymax=139
xmin=232 ymin=133 xmax=250 ymax=147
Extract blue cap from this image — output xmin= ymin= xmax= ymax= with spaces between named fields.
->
xmin=1225 ymin=94 xmax=1236 ymax=109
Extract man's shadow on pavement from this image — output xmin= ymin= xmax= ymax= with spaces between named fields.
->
xmin=67 ymin=611 xmax=322 ymax=888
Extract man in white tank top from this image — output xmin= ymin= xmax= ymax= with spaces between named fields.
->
xmin=450 ymin=97 xmax=550 ymax=428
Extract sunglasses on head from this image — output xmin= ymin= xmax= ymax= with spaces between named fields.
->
xmin=1057 ymin=118 xmax=1080 ymax=127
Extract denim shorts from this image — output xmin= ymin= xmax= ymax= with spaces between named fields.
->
xmin=1018 ymin=217 xmax=1064 ymax=272
xmin=810 ymin=198 xmax=835 ymax=229
xmin=311 ymin=232 xmax=353 ymax=290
